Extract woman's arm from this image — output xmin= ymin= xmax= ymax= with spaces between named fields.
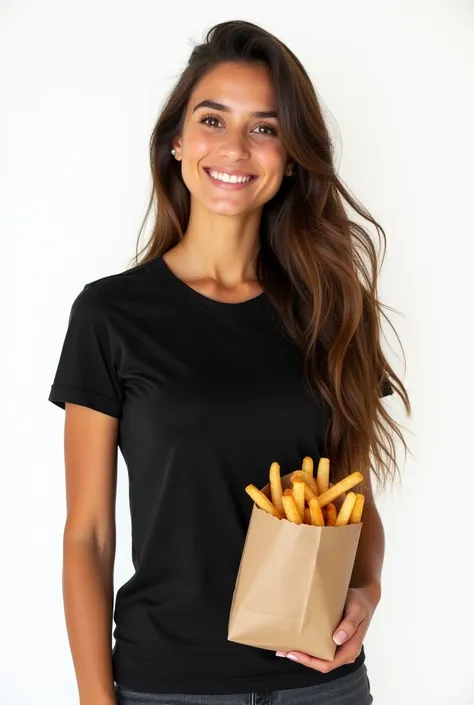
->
xmin=349 ymin=474 xmax=385 ymax=604
xmin=62 ymin=403 xmax=119 ymax=705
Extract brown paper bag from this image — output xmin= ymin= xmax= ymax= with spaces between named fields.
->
xmin=228 ymin=472 xmax=362 ymax=660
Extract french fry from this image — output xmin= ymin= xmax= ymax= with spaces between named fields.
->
xmin=326 ymin=502 xmax=337 ymax=526
xmin=317 ymin=471 xmax=363 ymax=508
xmin=291 ymin=479 xmax=305 ymax=520
xmin=349 ymin=493 xmax=365 ymax=524
xmin=303 ymin=482 xmax=317 ymax=504
xmin=246 ymin=461 xmax=365 ymax=530
xmin=302 ymin=456 xmax=314 ymax=477
xmin=282 ymin=492 xmax=303 ymax=524
xmin=335 ymin=492 xmax=357 ymax=526
xmin=291 ymin=470 xmax=318 ymax=496
xmin=309 ymin=497 xmax=325 ymax=527
xmin=316 ymin=457 xmax=330 ymax=494
xmin=269 ymin=461 xmax=284 ymax=515
xmin=245 ymin=484 xmax=283 ymax=519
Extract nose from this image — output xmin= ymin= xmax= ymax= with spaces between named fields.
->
xmin=217 ymin=128 xmax=251 ymax=161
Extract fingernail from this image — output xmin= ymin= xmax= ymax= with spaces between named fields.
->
xmin=333 ymin=630 xmax=348 ymax=645
xmin=287 ymin=654 xmax=299 ymax=661
xmin=275 ymin=651 xmax=287 ymax=657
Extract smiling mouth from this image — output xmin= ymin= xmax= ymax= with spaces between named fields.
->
xmin=203 ymin=167 xmax=258 ymax=184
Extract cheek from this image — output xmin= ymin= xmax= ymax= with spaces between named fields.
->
xmin=180 ymin=135 xmax=213 ymax=190
xmin=188 ymin=139 xmax=210 ymax=160
xmin=183 ymin=127 xmax=213 ymax=161
xmin=179 ymin=137 xmax=205 ymax=190
xmin=256 ymin=142 xmax=287 ymax=174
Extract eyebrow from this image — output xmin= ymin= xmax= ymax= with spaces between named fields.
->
xmin=192 ymin=99 xmax=278 ymax=119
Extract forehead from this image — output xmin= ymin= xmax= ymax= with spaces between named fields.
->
xmin=187 ymin=61 xmax=276 ymax=114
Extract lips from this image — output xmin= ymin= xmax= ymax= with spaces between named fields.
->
xmin=202 ymin=166 xmax=258 ymax=191
xmin=203 ymin=167 xmax=257 ymax=180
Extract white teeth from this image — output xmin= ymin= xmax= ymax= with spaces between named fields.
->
xmin=208 ymin=169 xmax=253 ymax=184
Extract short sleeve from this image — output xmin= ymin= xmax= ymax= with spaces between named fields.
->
xmin=48 ymin=284 xmax=124 ymax=418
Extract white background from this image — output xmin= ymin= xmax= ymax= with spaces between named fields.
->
xmin=2 ymin=1 xmax=473 ymax=703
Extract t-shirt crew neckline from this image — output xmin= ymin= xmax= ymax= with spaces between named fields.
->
xmin=155 ymin=255 xmax=268 ymax=314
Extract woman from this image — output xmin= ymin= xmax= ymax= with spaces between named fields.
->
xmin=48 ymin=19 xmax=411 ymax=705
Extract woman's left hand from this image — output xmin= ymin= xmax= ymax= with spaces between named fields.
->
xmin=275 ymin=585 xmax=379 ymax=673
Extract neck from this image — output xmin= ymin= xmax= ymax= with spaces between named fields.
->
xmin=176 ymin=198 xmax=264 ymax=284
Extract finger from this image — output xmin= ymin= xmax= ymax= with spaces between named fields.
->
xmin=328 ymin=637 xmax=364 ymax=669
xmin=283 ymin=650 xmax=333 ymax=672
xmin=333 ymin=602 xmax=365 ymax=645
xmin=285 ymin=633 xmax=364 ymax=674
xmin=276 ymin=649 xmax=326 ymax=670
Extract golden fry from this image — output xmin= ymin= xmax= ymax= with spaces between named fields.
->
xmin=282 ymin=493 xmax=303 ymax=524
xmin=309 ymin=497 xmax=325 ymax=527
xmin=317 ymin=471 xmax=363 ymax=508
xmin=269 ymin=461 xmax=284 ymax=515
xmin=349 ymin=493 xmax=365 ymax=524
xmin=245 ymin=458 xmax=363 ymax=528
xmin=326 ymin=503 xmax=337 ymax=526
xmin=245 ymin=484 xmax=283 ymax=519
xmin=292 ymin=479 xmax=305 ymax=520
xmin=335 ymin=492 xmax=357 ymax=526
xmin=316 ymin=457 xmax=330 ymax=494
xmin=303 ymin=482 xmax=316 ymax=504
xmin=291 ymin=470 xmax=318 ymax=496
xmin=302 ymin=456 xmax=314 ymax=477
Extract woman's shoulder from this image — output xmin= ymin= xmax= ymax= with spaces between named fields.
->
xmin=71 ymin=257 xmax=161 ymax=315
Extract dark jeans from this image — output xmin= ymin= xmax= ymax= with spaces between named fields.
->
xmin=114 ymin=665 xmax=373 ymax=704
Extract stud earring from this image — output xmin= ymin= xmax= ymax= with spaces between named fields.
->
xmin=171 ymin=149 xmax=176 ymax=156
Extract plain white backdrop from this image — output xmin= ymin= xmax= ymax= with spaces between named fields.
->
xmin=2 ymin=1 xmax=473 ymax=703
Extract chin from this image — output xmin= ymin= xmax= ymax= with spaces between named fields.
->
xmin=203 ymin=200 xmax=254 ymax=217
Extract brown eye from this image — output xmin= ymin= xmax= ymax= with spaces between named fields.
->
xmin=253 ymin=124 xmax=278 ymax=136
xmin=200 ymin=114 xmax=221 ymax=128
xmin=199 ymin=114 xmax=277 ymax=137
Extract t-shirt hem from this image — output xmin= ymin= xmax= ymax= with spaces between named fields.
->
xmin=113 ymin=653 xmax=365 ymax=695
xmin=48 ymin=383 xmax=122 ymax=418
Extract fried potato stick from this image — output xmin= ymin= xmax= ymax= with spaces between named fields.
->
xmin=316 ymin=457 xmax=330 ymax=494
xmin=291 ymin=470 xmax=318 ymax=496
xmin=291 ymin=479 xmax=305 ymax=520
xmin=282 ymin=491 xmax=303 ymax=524
xmin=302 ymin=482 xmax=317 ymax=504
xmin=269 ymin=461 xmax=284 ymax=515
xmin=317 ymin=471 xmax=363 ymax=507
xmin=309 ymin=497 xmax=325 ymax=527
xmin=349 ymin=493 xmax=365 ymax=524
xmin=302 ymin=456 xmax=314 ymax=477
xmin=335 ymin=492 xmax=357 ymax=526
xmin=245 ymin=484 xmax=282 ymax=519
xmin=325 ymin=503 xmax=337 ymax=526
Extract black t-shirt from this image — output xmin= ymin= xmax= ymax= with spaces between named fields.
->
xmin=48 ymin=255 xmax=391 ymax=695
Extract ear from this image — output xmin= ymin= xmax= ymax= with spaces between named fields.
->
xmin=172 ymin=137 xmax=182 ymax=161
xmin=285 ymin=161 xmax=295 ymax=176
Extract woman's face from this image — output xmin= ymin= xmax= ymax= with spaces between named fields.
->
xmin=173 ymin=61 xmax=292 ymax=217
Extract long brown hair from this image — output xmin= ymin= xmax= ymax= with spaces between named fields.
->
xmin=129 ymin=20 xmax=412 ymax=488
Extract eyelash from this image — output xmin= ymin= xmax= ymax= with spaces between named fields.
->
xmin=199 ymin=114 xmax=278 ymax=137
